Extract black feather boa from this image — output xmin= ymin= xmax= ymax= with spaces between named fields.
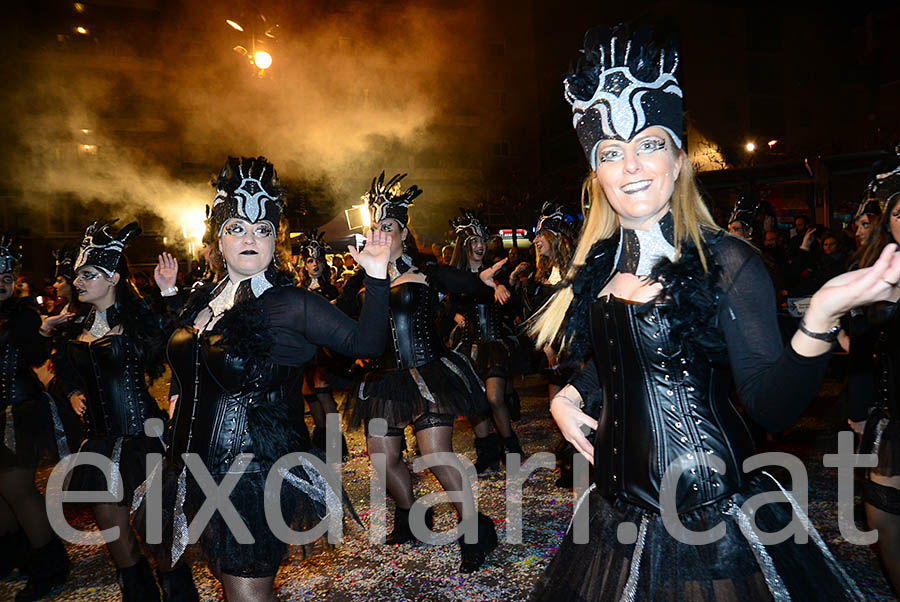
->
xmin=563 ymin=228 xmax=728 ymax=367
xmin=174 ymin=268 xmax=303 ymax=465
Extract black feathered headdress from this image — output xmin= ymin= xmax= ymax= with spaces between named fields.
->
xmin=864 ymin=146 xmax=900 ymax=215
xmin=565 ymin=25 xmax=682 ymax=169
xmin=0 ymin=235 xmax=22 ymax=275
xmin=211 ymin=156 xmax=285 ymax=236
xmin=535 ymin=202 xmax=575 ymax=238
xmin=450 ymin=210 xmax=487 ymax=243
xmin=365 ymin=172 xmax=422 ymax=228
xmin=53 ymin=244 xmax=78 ymax=281
xmin=300 ymin=230 xmax=328 ymax=261
xmin=75 ymin=220 xmax=141 ymax=276
xmin=728 ymin=197 xmax=759 ymax=234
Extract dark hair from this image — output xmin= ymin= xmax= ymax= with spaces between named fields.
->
xmin=449 ymin=232 xmax=481 ymax=270
xmin=535 ymin=229 xmax=574 ymax=283
xmin=856 ymin=193 xmax=900 ymax=268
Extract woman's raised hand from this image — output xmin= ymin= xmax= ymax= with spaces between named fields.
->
xmin=807 ymin=243 xmax=900 ymax=328
xmin=349 ymin=229 xmax=392 ymax=280
xmin=154 ymin=252 xmax=179 ymax=292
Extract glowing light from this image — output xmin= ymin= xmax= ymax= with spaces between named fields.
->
xmin=767 ymin=139 xmax=778 ymax=148
xmin=36 ymin=296 xmax=44 ymax=305
xmin=226 ymin=19 xmax=244 ymax=32
xmin=80 ymin=128 xmax=90 ymax=134
xmin=75 ymin=26 xmax=88 ymax=35
xmin=79 ymin=144 xmax=97 ymax=155
xmin=345 ymin=199 xmax=371 ymax=231
xmin=73 ymin=3 xmax=85 ymax=13
xmin=253 ymin=50 xmax=272 ymax=70
xmin=181 ymin=209 xmax=208 ymax=243
xmin=745 ymin=142 xmax=756 ymax=152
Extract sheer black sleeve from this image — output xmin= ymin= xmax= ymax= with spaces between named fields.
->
xmin=424 ymin=264 xmax=494 ymax=295
xmin=715 ymin=237 xmax=831 ymax=432
xmin=265 ymin=275 xmax=389 ymax=367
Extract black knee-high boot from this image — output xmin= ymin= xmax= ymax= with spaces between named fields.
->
xmin=118 ymin=556 xmax=161 ymax=602
xmin=15 ymin=538 xmax=69 ymax=601
xmin=157 ymin=563 xmax=199 ymax=602
xmin=459 ymin=513 xmax=498 ymax=573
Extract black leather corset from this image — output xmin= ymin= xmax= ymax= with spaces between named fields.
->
xmin=871 ymin=303 xmax=900 ymax=416
xmin=589 ymin=296 xmax=755 ymax=514
xmin=456 ymin=289 xmax=504 ymax=346
xmin=68 ymin=335 xmax=159 ymax=438
xmin=166 ymin=326 xmax=297 ymax=473
xmin=0 ymin=328 xmax=42 ymax=408
xmin=379 ymin=283 xmax=445 ymax=371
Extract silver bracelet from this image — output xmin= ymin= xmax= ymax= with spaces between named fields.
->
xmin=160 ymin=286 xmax=178 ymax=297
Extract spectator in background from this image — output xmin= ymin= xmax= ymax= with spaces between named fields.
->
xmin=431 ymin=242 xmax=444 ymax=263
xmin=343 ymin=251 xmax=357 ymax=272
xmin=441 ymin=245 xmax=454 ymax=265
xmin=485 ymin=235 xmax=505 ymax=264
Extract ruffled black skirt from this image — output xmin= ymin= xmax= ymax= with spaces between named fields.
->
xmin=349 ymin=350 xmax=489 ymax=429
xmin=530 ymin=473 xmax=864 ymax=602
xmin=859 ymin=407 xmax=900 ymax=477
xmin=459 ymin=337 xmax=520 ymax=380
xmin=0 ymin=395 xmax=67 ymax=468
xmin=64 ymin=433 xmax=165 ymax=506
xmin=153 ymin=460 xmax=333 ymax=578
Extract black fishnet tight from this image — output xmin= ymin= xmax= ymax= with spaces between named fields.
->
xmin=0 ymin=466 xmax=53 ymax=547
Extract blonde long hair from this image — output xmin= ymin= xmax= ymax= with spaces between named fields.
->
xmin=530 ymin=152 xmax=719 ymax=349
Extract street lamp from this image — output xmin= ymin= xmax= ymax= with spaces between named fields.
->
xmin=226 ymin=19 xmax=244 ymax=32
xmin=745 ymin=142 xmax=756 ymax=152
xmin=253 ymin=50 xmax=272 ymax=70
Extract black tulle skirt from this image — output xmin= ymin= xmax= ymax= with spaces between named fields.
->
xmin=64 ymin=433 xmax=165 ymax=506
xmin=0 ymin=395 xmax=68 ymax=468
xmin=459 ymin=337 xmax=519 ymax=380
xmin=153 ymin=460 xmax=333 ymax=578
xmin=859 ymin=407 xmax=900 ymax=477
xmin=349 ymin=350 xmax=489 ymax=429
xmin=530 ymin=473 xmax=864 ymax=602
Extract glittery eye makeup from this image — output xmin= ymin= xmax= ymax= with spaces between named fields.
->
xmin=252 ymin=224 xmax=273 ymax=238
xmin=379 ymin=222 xmax=394 ymax=232
xmin=636 ymin=137 xmax=666 ymax=154
xmin=79 ymin=270 xmax=100 ymax=281
xmin=224 ymin=222 xmax=245 ymax=236
xmin=598 ymin=147 xmax=624 ymax=163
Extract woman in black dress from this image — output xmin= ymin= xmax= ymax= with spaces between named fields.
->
xmin=0 ymin=237 xmax=71 ymax=601
xmin=295 ymin=230 xmax=349 ymax=456
xmin=147 ymin=156 xmax=392 ymax=601
xmin=847 ymin=157 xmax=900 ymax=593
xmin=53 ymin=221 xmax=195 ymax=601
xmin=348 ymin=172 xmax=505 ymax=572
xmin=528 ymin=25 xmax=896 ymax=601
xmin=448 ymin=210 xmax=523 ymax=472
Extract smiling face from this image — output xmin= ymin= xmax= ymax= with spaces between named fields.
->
xmin=593 ymin=127 xmax=684 ymax=230
xmin=73 ymin=266 xmax=118 ymax=306
xmin=467 ymin=236 xmax=485 ymax=263
xmin=534 ymin=232 xmax=550 ymax=257
xmin=219 ymin=218 xmax=276 ymax=280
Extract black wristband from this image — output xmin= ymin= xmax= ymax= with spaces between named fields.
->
xmin=798 ymin=318 xmax=840 ymax=342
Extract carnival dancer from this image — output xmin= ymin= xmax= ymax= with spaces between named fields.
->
xmin=144 ymin=156 xmax=392 ymax=602
xmin=448 ymin=210 xmax=524 ymax=472
xmin=348 ymin=172 xmax=505 ymax=572
xmin=519 ymin=203 xmax=582 ymax=488
xmin=528 ymin=25 xmax=892 ymax=600
xmin=0 ymin=236 xmax=72 ymax=601
xmin=296 ymin=230 xmax=350 ymax=458
xmin=51 ymin=221 xmax=198 ymax=601
xmin=847 ymin=152 xmax=900 ymax=592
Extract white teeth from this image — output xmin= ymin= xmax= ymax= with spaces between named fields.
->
xmin=621 ymin=180 xmax=652 ymax=193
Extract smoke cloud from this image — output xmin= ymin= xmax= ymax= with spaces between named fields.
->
xmin=4 ymin=1 xmax=500 ymax=245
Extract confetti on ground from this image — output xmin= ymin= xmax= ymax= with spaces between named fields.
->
xmin=1 ymin=375 xmax=894 ymax=600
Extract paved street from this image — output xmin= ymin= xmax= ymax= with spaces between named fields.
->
xmin=2 ymin=375 xmax=895 ymax=601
